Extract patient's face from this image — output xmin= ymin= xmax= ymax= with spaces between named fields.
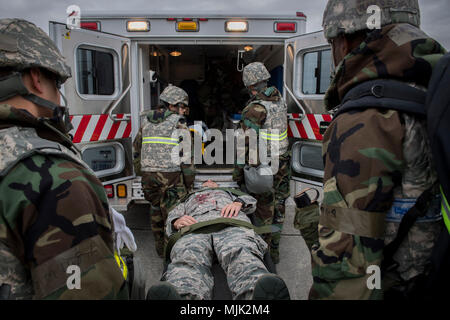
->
xmin=202 ymin=180 xmax=219 ymax=188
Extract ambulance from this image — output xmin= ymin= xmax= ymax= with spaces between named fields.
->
xmin=49 ymin=10 xmax=332 ymax=211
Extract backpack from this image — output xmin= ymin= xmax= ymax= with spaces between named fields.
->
xmin=334 ymin=52 xmax=450 ymax=300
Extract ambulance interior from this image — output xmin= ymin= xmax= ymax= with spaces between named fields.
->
xmin=140 ymin=44 xmax=285 ymax=131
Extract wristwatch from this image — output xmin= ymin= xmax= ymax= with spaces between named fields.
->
xmin=234 ymin=198 xmax=245 ymax=206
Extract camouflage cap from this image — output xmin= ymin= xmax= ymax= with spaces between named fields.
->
xmin=322 ymin=0 xmax=421 ymax=40
xmin=242 ymin=62 xmax=271 ymax=87
xmin=160 ymin=85 xmax=189 ymax=106
xmin=0 ymin=18 xmax=71 ymax=83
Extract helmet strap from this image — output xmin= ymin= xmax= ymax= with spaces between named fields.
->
xmin=23 ymin=94 xmax=73 ymax=134
xmin=0 ymin=72 xmax=29 ymax=101
xmin=0 ymin=71 xmax=72 ymax=133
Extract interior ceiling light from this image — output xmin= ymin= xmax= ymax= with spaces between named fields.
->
xmin=170 ymin=50 xmax=182 ymax=57
xmin=244 ymin=45 xmax=253 ymax=52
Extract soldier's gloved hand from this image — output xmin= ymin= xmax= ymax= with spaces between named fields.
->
xmin=174 ymin=215 xmax=197 ymax=230
xmin=221 ymin=202 xmax=242 ymax=218
xmin=111 ymin=207 xmax=137 ymax=254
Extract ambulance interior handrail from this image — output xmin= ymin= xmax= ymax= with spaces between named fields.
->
xmin=106 ymin=83 xmax=132 ymax=122
xmin=107 ymin=42 xmax=131 ymax=122
xmin=284 ymin=84 xmax=306 ymax=120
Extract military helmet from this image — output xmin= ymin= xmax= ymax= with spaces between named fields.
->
xmin=160 ymin=85 xmax=189 ymax=106
xmin=242 ymin=62 xmax=271 ymax=87
xmin=0 ymin=18 xmax=71 ymax=83
xmin=322 ymin=0 xmax=421 ymax=40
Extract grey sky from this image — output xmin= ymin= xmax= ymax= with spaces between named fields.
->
xmin=0 ymin=0 xmax=449 ymax=48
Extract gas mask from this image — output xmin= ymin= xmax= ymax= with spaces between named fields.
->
xmin=247 ymin=81 xmax=268 ymax=98
xmin=51 ymin=90 xmax=73 ymax=133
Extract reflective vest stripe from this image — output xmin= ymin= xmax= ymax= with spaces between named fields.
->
xmin=441 ymin=186 xmax=450 ymax=233
xmin=143 ymin=136 xmax=178 ymax=141
xmin=143 ymin=141 xmax=179 ymax=145
xmin=260 ymin=129 xmax=288 ymax=137
xmin=142 ymin=136 xmax=179 ymax=145
xmin=114 ymin=251 xmax=128 ymax=280
xmin=260 ymin=129 xmax=288 ymax=141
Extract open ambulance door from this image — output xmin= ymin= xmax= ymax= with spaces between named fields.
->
xmin=49 ymin=22 xmax=134 ymax=199
xmin=284 ymin=31 xmax=332 ymax=200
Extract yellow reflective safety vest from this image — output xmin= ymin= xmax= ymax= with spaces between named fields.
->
xmin=140 ymin=112 xmax=183 ymax=172
xmin=252 ymin=97 xmax=288 ymax=157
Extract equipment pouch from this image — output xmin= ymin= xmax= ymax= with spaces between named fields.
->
xmin=294 ymin=188 xmax=320 ymax=251
xmin=294 ymin=203 xmax=320 ymax=251
xmin=243 ymin=164 xmax=273 ymax=194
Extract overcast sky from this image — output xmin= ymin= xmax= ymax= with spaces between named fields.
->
xmin=0 ymin=0 xmax=449 ymax=49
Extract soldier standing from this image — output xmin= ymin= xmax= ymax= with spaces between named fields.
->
xmin=310 ymin=0 xmax=446 ymax=299
xmin=233 ymin=62 xmax=291 ymax=264
xmin=0 ymin=19 xmax=128 ymax=299
xmin=133 ymin=85 xmax=195 ymax=257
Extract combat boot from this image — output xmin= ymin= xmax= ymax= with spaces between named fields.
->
xmin=252 ymin=274 xmax=290 ymax=300
xmin=269 ymin=248 xmax=280 ymax=264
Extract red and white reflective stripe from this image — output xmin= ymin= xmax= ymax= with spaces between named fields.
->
xmin=288 ymin=114 xmax=333 ymax=141
xmin=69 ymin=114 xmax=132 ymax=143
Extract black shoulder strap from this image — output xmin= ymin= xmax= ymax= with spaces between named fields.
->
xmin=334 ymin=79 xmax=427 ymax=119
xmin=426 ymin=53 xmax=450 ymax=201
xmin=381 ymin=187 xmax=434 ymax=274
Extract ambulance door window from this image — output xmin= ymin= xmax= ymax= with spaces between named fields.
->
xmin=301 ymin=49 xmax=331 ymax=95
xmin=291 ymin=141 xmax=324 ymax=178
xmin=76 ymin=47 xmax=115 ymax=95
xmin=319 ymin=50 xmax=332 ymax=93
xmin=81 ymin=142 xmax=125 ymax=178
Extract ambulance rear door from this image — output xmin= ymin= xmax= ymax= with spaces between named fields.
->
xmin=284 ymin=31 xmax=332 ymax=200
xmin=49 ymin=21 xmax=134 ymax=189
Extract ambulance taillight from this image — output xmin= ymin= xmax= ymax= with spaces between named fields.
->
xmin=80 ymin=21 xmax=100 ymax=31
xmin=105 ymin=185 xmax=114 ymax=198
xmin=275 ymin=22 xmax=297 ymax=33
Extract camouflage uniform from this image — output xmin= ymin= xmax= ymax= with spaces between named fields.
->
xmin=0 ymin=18 xmax=127 ymax=299
xmin=163 ymin=188 xmax=271 ymax=300
xmin=310 ymin=1 xmax=446 ymax=300
xmin=133 ymin=86 xmax=195 ymax=256
xmin=233 ymin=62 xmax=291 ymax=264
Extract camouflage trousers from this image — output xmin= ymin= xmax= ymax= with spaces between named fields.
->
xmin=163 ymin=226 xmax=269 ymax=300
xmin=141 ymin=172 xmax=189 ymax=244
xmin=249 ymin=157 xmax=291 ymax=263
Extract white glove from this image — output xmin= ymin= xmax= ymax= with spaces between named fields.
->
xmin=110 ymin=207 xmax=137 ymax=254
